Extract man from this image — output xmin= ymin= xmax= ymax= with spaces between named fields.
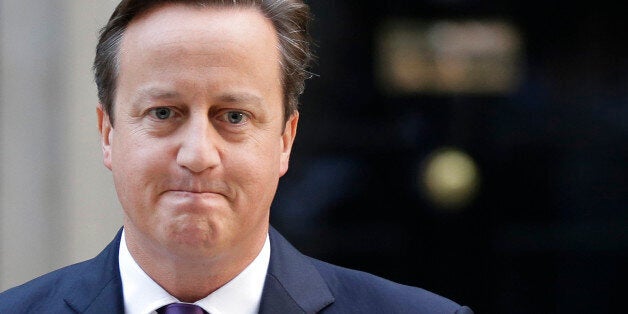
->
xmin=0 ymin=0 xmax=473 ymax=313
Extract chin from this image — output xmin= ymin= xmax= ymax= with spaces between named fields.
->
xmin=163 ymin=235 xmax=219 ymax=261
xmin=163 ymin=219 xmax=215 ymax=247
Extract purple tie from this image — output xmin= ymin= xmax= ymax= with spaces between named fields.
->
xmin=157 ymin=303 xmax=207 ymax=314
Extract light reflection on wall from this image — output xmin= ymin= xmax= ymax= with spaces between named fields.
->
xmin=420 ymin=147 xmax=481 ymax=211
xmin=377 ymin=19 xmax=523 ymax=95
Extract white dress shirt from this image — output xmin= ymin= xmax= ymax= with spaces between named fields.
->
xmin=119 ymin=230 xmax=271 ymax=314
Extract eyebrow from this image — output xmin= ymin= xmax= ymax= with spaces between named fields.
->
xmin=130 ymin=86 xmax=264 ymax=110
xmin=133 ymin=87 xmax=181 ymax=103
xmin=217 ymin=92 xmax=263 ymax=106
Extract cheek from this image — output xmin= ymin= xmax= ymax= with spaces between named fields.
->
xmin=111 ymin=137 xmax=172 ymax=199
xmin=226 ymin=140 xmax=282 ymax=199
xmin=113 ymin=127 xmax=172 ymax=164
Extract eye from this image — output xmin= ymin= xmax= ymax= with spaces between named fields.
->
xmin=150 ymin=107 xmax=172 ymax=120
xmin=225 ymin=111 xmax=246 ymax=124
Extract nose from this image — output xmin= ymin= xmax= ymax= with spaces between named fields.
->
xmin=176 ymin=116 xmax=221 ymax=173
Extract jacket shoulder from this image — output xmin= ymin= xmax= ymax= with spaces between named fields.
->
xmin=0 ymin=259 xmax=95 ymax=312
xmin=0 ymin=229 xmax=124 ymax=313
xmin=309 ymin=258 xmax=472 ymax=314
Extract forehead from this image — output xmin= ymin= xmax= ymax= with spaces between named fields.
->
xmin=115 ymin=3 xmax=282 ymax=104
xmin=122 ymin=3 xmax=276 ymax=52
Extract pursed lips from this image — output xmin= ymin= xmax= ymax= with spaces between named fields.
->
xmin=157 ymin=180 xmax=235 ymax=199
xmin=160 ymin=191 xmax=226 ymax=211
xmin=161 ymin=188 xmax=233 ymax=201
xmin=165 ymin=190 xmax=223 ymax=196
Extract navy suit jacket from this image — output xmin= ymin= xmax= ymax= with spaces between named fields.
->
xmin=0 ymin=227 xmax=473 ymax=313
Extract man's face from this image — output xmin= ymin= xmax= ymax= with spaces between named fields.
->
xmin=98 ymin=4 xmax=297 ymax=260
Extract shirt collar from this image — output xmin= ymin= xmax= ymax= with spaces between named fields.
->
xmin=119 ymin=229 xmax=271 ymax=314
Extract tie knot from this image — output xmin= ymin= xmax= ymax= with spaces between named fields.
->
xmin=157 ymin=303 xmax=207 ymax=314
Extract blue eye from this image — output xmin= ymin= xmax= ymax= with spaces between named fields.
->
xmin=226 ymin=111 xmax=245 ymax=124
xmin=151 ymin=107 xmax=172 ymax=120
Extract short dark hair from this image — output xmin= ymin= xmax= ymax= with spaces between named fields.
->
xmin=94 ymin=0 xmax=313 ymax=125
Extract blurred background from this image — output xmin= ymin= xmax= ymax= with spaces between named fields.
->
xmin=1 ymin=0 xmax=626 ymax=313
xmin=273 ymin=1 xmax=628 ymax=313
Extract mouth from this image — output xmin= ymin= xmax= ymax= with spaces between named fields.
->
xmin=159 ymin=179 xmax=234 ymax=199
xmin=161 ymin=190 xmax=228 ymax=208
xmin=166 ymin=190 xmax=224 ymax=197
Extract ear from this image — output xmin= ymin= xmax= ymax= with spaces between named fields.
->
xmin=97 ymin=105 xmax=114 ymax=170
xmin=279 ymin=111 xmax=299 ymax=177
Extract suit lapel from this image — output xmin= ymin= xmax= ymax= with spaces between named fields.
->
xmin=259 ymin=227 xmax=335 ymax=314
xmin=63 ymin=229 xmax=125 ymax=314
xmin=58 ymin=227 xmax=333 ymax=313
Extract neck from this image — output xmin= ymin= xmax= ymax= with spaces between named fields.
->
xmin=123 ymin=222 xmax=267 ymax=302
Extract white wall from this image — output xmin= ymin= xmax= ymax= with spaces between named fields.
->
xmin=0 ymin=0 xmax=123 ymax=290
